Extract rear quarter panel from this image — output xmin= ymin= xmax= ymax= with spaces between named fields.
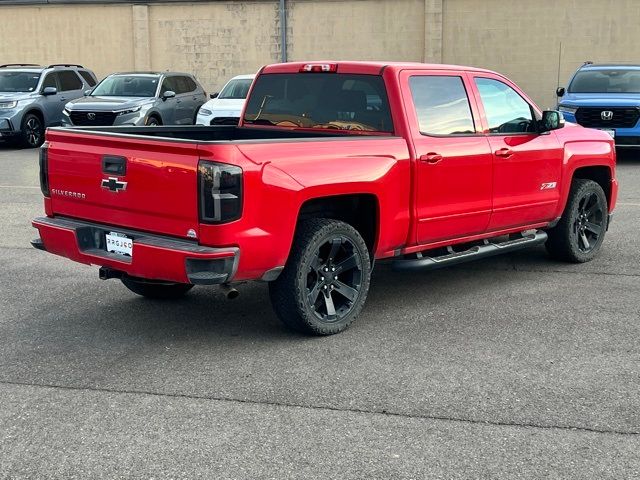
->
xmin=197 ymin=137 xmax=411 ymax=280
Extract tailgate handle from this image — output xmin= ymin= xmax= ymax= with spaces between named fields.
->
xmin=102 ymin=155 xmax=126 ymax=176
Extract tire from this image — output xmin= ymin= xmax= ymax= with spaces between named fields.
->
xmin=545 ymin=178 xmax=608 ymax=263
xmin=19 ymin=113 xmax=45 ymax=148
xmin=145 ymin=116 xmax=161 ymax=126
xmin=121 ymin=276 xmax=193 ymax=299
xmin=269 ymin=219 xmax=371 ymax=335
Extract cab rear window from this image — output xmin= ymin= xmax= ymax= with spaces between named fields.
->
xmin=243 ymin=73 xmax=393 ymax=133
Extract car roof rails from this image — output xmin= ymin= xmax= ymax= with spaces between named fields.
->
xmin=46 ymin=64 xmax=84 ymax=69
xmin=0 ymin=63 xmax=41 ymax=68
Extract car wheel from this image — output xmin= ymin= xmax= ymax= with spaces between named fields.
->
xmin=20 ymin=113 xmax=45 ymax=148
xmin=269 ymin=219 xmax=371 ymax=335
xmin=121 ymin=276 xmax=194 ymax=299
xmin=145 ymin=116 xmax=161 ymax=126
xmin=545 ymin=179 xmax=608 ymax=263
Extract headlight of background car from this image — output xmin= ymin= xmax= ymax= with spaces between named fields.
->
xmin=0 ymin=101 xmax=18 ymax=109
xmin=116 ymin=106 xmax=142 ymax=116
xmin=63 ymin=108 xmax=71 ymax=116
xmin=199 ymin=108 xmax=213 ymax=117
xmin=558 ymin=105 xmax=577 ymax=115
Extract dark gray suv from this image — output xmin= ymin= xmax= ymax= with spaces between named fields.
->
xmin=63 ymin=72 xmax=207 ymax=127
xmin=0 ymin=64 xmax=97 ymax=147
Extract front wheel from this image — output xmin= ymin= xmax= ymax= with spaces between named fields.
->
xmin=269 ymin=219 xmax=371 ymax=335
xmin=121 ymin=276 xmax=194 ymax=299
xmin=20 ymin=113 xmax=45 ymax=148
xmin=545 ymin=178 xmax=608 ymax=263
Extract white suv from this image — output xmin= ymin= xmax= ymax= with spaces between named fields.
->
xmin=196 ymin=74 xmax=255 ymax=126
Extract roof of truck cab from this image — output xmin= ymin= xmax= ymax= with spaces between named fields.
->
xmin=261 ymin=61 xmax=497 ymax=75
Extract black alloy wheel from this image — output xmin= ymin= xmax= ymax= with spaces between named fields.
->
xmin=573 ymin=190 xmax=605 ymax=253
xmin=306 ymin=235 xmax=364 ymax=323
xmin=269 ymin=219 xmax=371 ymax=335
xmin=546 ymin=178 xmax=608 ymax=263
xmin=20 ymin=113 xmax=44 ymax=148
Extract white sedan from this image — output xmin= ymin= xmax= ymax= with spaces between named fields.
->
xmin=196 ymin=74 xmax=256 ymax=125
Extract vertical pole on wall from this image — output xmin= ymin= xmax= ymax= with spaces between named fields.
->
xmin=556 ymin=41 xmax=563 ymax=88
xmin=280 ymin=0 xmax=288 ymax=63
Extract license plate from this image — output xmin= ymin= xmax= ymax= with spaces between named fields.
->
xmin=599 ymin=128 xmax=615 ymax=138
xmin=105 ymin=231 xmax=133 ymax=257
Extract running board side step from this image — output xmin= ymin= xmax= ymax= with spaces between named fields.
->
xmin=392 ymin=230 xmax=548 ymax=271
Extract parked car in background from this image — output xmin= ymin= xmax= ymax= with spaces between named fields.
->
xmin=63 ymin=72 xmax=206 ymax=127
xmin=196 ymin=74 xmax=255 ymax=125
xmin=0 ymin=63 xmax=97 ymax=147
xmin=557 ymin=62 xmax=640 ymax=148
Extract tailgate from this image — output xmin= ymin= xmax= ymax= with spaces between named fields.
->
xmin=46 ymin=129 xmax=201 ymax=239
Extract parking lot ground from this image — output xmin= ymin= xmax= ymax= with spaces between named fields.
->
xmin=0 ymin=145 xmax=639 ymax=479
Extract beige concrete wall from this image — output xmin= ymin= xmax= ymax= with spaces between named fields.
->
xmin=442 ymin=0 xmax=640 ymax=109
xmin=0 ymin=4 xmax=135 ymax=80
xmin=2 ymin=0 xmax=640 ymax=107
xmin=287 ymin=0 xmax=425 ymax=62
xmin=147 ymin=1 xmax=281 ymax=93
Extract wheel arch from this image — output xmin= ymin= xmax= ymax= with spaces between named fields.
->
xmin=296 ymin=193 xmax=380 ymax=257
xmin=572 ymin=164 xmax=613 ymax=208
xmin=22 ymin=107 xmax=45 ymax=127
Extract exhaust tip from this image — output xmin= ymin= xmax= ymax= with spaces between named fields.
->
xmin=220 ymin=283 xmax=240 ymax=300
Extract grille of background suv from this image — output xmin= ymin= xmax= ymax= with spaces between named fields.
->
xmin=575 ymin=107 xmax=640 ymax=128
xmin=69 ymin=111 xmax=117 ymax=126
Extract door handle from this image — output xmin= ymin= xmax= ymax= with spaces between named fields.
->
xmin=419 ymin=153 xmax=443 ymax=164
xmin=495 ymin=148 xmax=513 ymax=157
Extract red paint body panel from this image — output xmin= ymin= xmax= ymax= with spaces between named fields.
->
xmin=33 ymin=62 xmax=617 ymax=284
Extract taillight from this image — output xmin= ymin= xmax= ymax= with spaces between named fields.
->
xmin=299 ymin=63 xmax=338 ymax=73
xmin=198 ymin=160 xmax=242 ymax=224
xmin=39 ymin=142 xmax=50 ymax=197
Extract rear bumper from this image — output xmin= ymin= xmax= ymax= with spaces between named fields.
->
xmin=31 ymin=216 xmax=239 ymax=285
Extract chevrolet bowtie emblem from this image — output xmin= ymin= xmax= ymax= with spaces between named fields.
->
xmin=101 ymin=177 xmax=127 ymax=192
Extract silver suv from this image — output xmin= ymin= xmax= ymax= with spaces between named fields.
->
xmin=0 ymin=63 xmax=97 ymax=148
xmin=63 ymin=72 xmax=207 ymax=127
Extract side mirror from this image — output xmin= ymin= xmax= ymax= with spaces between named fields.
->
xmin=83 ymin=89 xmax=92 ymax=96
xmin=42 ymin=86 xmax=57 ymax=96
xmin=162 ymin=90 xmax=176 ymax=101
xmin=540 ymin=110 xmax=565 ymax=132
xmin=556 ymin=87 xmax=566 ymax=97
xmin=210 ymin=92 xmax=219 ymax=99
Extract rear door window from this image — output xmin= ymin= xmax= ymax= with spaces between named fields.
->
xmin=409 ymin=75 xmax=476 ymax=135
xmin=243 ymin=73 xmax=393 ymax=133
xmin=58 ymin=70 xmax=84 ymax=91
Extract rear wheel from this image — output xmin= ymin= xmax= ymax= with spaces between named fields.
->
xmin=121 ymin=276 xmax=193 ymax=299
xmin=545 ymin=179 xmax=608 ymax=262
xmin=20 ymin=113 xmax=45 ymax=148
xmin=269 ymin=219 xmax=371 ymax=335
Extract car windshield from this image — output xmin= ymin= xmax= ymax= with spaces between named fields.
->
xmin=218 ymin=78 xmax=253 ymax=99
xmin=0 ymin=71 xmax=41 ymax=92
xmin=91 ymin=75 xmax=160 ymax=97
xmin=569 ymin=69 xmax=640 ymax=94
xmin=243 ymin=73 xmax=394 ymax=133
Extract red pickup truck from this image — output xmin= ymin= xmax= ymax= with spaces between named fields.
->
xmin=32 ymin=61 xmax=618 ymax=335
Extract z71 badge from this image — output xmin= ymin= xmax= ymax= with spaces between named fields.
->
xmin=540 ymin=182 xmax=557 ymax=190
